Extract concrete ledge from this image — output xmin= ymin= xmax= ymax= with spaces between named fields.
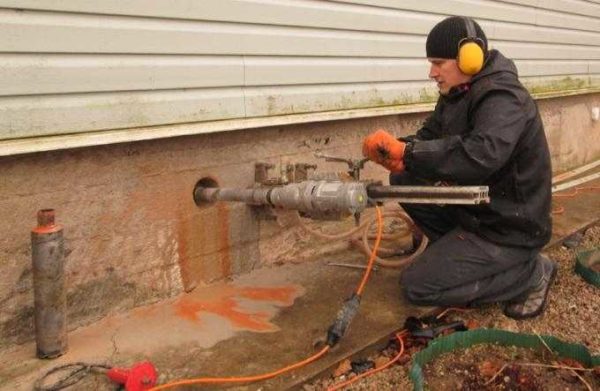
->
xmin=548 ymin=176 xmax=600 ymax=248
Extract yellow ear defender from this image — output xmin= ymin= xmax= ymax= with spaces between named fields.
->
xmin=457 ymin=17 xmax=485 ymax=75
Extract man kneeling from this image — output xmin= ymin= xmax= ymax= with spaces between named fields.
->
xmin=362 ymin=16 xmax=556 ymax=319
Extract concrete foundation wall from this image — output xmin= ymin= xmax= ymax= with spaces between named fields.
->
xmin=1 ymin=93 xmax=599 ymax=351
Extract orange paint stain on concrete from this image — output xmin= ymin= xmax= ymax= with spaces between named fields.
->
xmin=174 ymin=285 xmax=302 ymax=332
xmin=176 ymin=295 xmax=273 ymax=331
xmin=239 ymin=286 xmax=298 ymax=306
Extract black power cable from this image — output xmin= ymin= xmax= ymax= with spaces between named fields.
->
xmin=34 ymin=362 xmax=111 ymax=391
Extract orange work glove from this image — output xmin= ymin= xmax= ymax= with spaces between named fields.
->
xmin=362 ymin=129 xmax=406 ymax=172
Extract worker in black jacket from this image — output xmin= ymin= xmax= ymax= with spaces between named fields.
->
xmin=362 ymin=16 xmax=556 ymax=319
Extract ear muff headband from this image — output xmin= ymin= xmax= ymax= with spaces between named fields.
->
xmin=457 ymin=17 xmax=485 ymax=75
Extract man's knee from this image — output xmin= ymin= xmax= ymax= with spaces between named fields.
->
xmin=400 ymin=281 xmax=438 ymax=306
xmin=399 ymin=263 xmax=439 ymax=305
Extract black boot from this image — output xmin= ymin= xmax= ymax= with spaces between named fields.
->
xmin=502 ymin=254 xmax=557 ymax=320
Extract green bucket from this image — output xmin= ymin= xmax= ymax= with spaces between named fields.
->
xmin=575 ymin=247 xmax=600 ymax=287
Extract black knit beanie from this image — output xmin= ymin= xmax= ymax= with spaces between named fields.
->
xmin=426 ymin=16 xmax=488 ymax=59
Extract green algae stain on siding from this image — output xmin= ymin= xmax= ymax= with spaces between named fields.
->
xmin=261 ymin=87 xmax=439 ymax=117
xmin=525 ymin=76 xmax=593 ymax=95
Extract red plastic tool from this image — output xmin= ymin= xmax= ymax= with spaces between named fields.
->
xmin=106 ymin=361 xmax=157 ymax=391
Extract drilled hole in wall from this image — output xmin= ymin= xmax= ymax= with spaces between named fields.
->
xmin=193 ymin=177 xmax=220 ymax=207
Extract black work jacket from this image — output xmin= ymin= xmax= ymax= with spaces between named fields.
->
xmin=404 ymin=50 xmax=552 ymax=248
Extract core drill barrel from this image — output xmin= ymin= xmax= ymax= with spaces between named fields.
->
xmin=31 ymin=209 xmax=68 ymax=358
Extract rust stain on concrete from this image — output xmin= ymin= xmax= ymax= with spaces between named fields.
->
xmin=176 ymin=202 xmax=233 ymax=289
xmin=175 ymin=209 xmax=199 ymax=292
xmin=174 ymin=285 xmax=301 ymax=332
xmin=216 ymin=202 xmax=231 ymax=279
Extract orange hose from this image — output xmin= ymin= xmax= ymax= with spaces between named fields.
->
xmin=148 ymin=345 xmax=330 ymax=390
xmin=149 ymin=206 xmax=384 ymax=391
xmin=355 ymin=205 xmax=383 ymax=296
xmin=295 ymin=210 xmax=371 ymax=241
xmin=149 ymin=206 xmax=385 ymax=390
xmin=325 ymin=306 xmax=470 ymax=390
xmin=359 ymin=210 xmax=428 ymax=268
xmin=297 ymin=206 xmax=422 ymax=269
xmin=327 ymin=331 xmax=406 ymax=391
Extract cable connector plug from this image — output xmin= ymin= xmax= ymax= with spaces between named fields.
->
xmin=326 ymin=293 xmax=361 ymax=347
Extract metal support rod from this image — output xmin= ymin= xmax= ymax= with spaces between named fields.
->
xmin=31 ymin=209 xmax=68 ymax=359
xmin=366 ymin=185 xmax=490 ymax=204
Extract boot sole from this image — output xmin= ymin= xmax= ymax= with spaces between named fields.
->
xmin=502 ymin=261 xmax=558 ymax=320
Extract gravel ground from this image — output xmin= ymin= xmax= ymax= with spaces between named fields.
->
xmin=467 ymin=225 xmax=599 ymax=352
xmin=423 ymin=343 xmax=599 ymax=390
xmin=306 ymin=224 xmax=599 ymax=390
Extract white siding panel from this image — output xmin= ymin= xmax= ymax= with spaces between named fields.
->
xmin=4 ymin=0 xmax=599 ymax=29
xmin=0 ymin=1 xmax=599 ymax=144
xmin=493 ymin=0 xmax=537 ymax=7
xmin=0 ymin=89 xmax=246 ymax=139
xmin=0 ymin=83 xmax=437 ymax=139
xmin=0 ymin=54 xmax=428 ymax=96
xmin=0 ymin=10 xmax=425 ymax=57
xmin=521 ymin=74 xmax=599 ymax=90
xmin=2 ymin=1 xmax=599 ymax=45
xmin=545 ymin=0 xmax=600 ymax=18
xmin=501 ymin=0 xmax=600 ymax=18
xmin=330 ymin=0 xmax=538 ymax=24
xmin=491 ymin=41 xmax=600 ymax=60
xmin=1 ymin=75 xmax=595 ymax=140
xmin=0 ymin=55 xmax=244 ymax=95
xmin=245 ymin=58 xmax=428 ymax=85
xmin=4 ymin=54 xmax=594 ymax=98
xmin=1 ymin=55 xmax=430 ymax=96
xmin=514 ymin=60 xmax=593 ymax=76
xmin=0 ymin=0 xmax=437 ymax=35
xmin=243 ymin=82 xmax=438 ymax=117
xmin=489 ymin=22 xmax=600 ymax=46
xmin=536 ymin=9 xmax=600 ymax=32
xmin=334 ymin=0 xmax=600 ymax=32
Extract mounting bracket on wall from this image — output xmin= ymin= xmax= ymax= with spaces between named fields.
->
xmin=254 ymin=162 xmax=317 ymax=186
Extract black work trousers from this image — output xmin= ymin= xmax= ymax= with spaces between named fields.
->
xmin=390 ymin=172 xmax=542 ymax=307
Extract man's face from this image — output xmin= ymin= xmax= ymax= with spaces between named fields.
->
xmin=428 ymin=58 xmax=472 ymax=95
